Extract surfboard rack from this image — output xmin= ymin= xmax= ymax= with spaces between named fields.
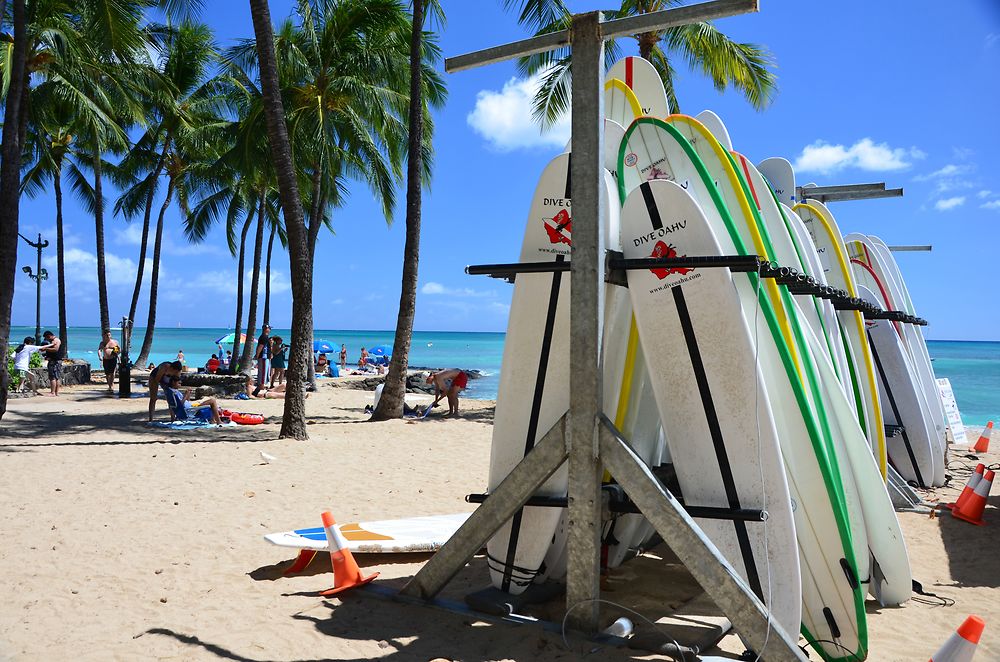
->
xmin=465 ymin=491 xmax=768 ymax=523
xmin=403 ymin=5 xmax=808 ymax=660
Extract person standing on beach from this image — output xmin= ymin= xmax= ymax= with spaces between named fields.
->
xmin=426 ymin=369 xmax=469 ymax=417
xmin=176 ymin=349 xmax=186 ymax=372
xmin=269 ymin=336 xmax=286 ymax=387
xmin=253 ymin=325 xmax=271 ymax=395
xmin=359 ymin=346 xmax=368 ymax=368
xmin=41 ymin=331 xmax=63 ymax=396
xmin=148 ymin=360 xmax=184 ymax=421
xmin=98 ymin=330 xmax=120 ymax=394
xmin=339 ymin=344 xmax=347 ymax=370
xmin=13 ymin=337 xmax=45 ymax=395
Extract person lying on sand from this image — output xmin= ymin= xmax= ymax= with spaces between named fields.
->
xmin=163 ymin=377 xmax=222 ymax=424
xmin=242 ymin=376 xmax=307 ymax=400
xmin=148 ymin=361 xmax=184 ymax=422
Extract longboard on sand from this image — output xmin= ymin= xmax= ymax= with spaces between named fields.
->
xmin=266 ymin=512 xmax=472 ymax=554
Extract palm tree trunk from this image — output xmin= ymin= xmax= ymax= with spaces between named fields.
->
xmin=135 ymin=180 xmax=174 ymax=366
xmin=239 ymin=195 xmax=266 ymax=372
xmin=372 ymin=0 xmax=425 ymax=420
xmin=0 ymin=0 xmax=28 ymax=419
xmin=305 ymin=168 xmax=323 ymax=390
xmin=251 ymin=0 xmax=312 ymax=440
xmin=93 ymin=152 xmax=110 ymax=333
xmin=262 ymin=221 xmax=275 ymax=328
xmin=127 ymin=140 xmax=170 ymax=343
xmin=231 ymin=215 xmax=253 ymax=371
xmin=54 ymin=168 xmax=69 ymax=357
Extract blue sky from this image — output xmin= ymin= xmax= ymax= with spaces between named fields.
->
xmin=10 ymin=0 xmax=1000 ymax=339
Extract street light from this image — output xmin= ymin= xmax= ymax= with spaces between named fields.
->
xmin=18 ymin=233 xmax=49 ymax=342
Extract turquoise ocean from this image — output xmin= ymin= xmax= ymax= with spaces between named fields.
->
xmin=9 ymin=327 xmax=1000 ymax=422
xmin=9 ymin=326 xmax=504 ymax=401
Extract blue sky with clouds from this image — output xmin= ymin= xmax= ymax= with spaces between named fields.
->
xmin=11 ymin=0 xmax=1000 ymax=339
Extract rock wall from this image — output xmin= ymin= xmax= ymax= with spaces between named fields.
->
xmin=27 ymin=359 xmax=92 ymax=387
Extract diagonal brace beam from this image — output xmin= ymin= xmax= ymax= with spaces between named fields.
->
xmin=400 ymin=416 xmax=569 ymax=600
xmin=598 ymin=416 xmax=806 ymax=662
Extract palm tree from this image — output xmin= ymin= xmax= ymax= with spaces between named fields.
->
xmin=512 ymin=0 xmax=777 ymax=123
xmin=0 ymin=0 xmax=27 ymax=419
xmin=249 ymin=0 xmax=311 ymax=440
xmin=112 ymin=21 xmax=221 ymax=366
xmin=371 ymin=0 xmax=447 ymax=420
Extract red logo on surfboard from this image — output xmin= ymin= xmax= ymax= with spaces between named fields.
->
xmin=649 ymin=241 xmax=692 ymax=279
xmin=543 ymin=209 xmax=572 ymax=246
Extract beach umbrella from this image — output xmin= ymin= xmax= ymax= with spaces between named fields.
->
xmin=368 ymin=344 xmax=392 ymax=357
xmin=314 ymin=340 xmax=334 ymax=354
xmin=214 ymin=332 xmax=248 ymax=345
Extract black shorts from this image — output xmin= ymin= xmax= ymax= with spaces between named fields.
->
xmin=103 ymin=357 xmax=118 ymax=374
xmin=47 ymin=361 xmax=62 ymax=381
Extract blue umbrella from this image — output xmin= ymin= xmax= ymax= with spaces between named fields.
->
xmin=313 ymin=340 xmax=334 ymax=354
xmin=214 ymin=332 xmax=248 ymax=345
xmin=368 ymin=344 xmax=392 ymax=357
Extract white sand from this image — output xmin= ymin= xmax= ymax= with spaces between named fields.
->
xmin=1 ymin=384 xmax=997 ymax=660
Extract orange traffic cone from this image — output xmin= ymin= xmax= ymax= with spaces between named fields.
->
xmin=952 ymin=470 xmax=994 ymax=526
xmin=972 ymin=421 xmax=993 ymax=453
xmin=929 ymin=615 xmax=985 ymax=661
xmin=946 ymin=464 xmax=986 ymax=511
xmin=318 ymin=511 xmax=378 ymax=596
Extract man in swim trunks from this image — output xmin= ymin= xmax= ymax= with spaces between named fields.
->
xmin=98 ymin=329 xmax=120 ymax=394
xmin=41 ymin=331 xmax=63 ymax=396
xmin=426 ymin=369 xmax=468 ymax=417
xmin=148 ymin=360 xmax=184 ymax=421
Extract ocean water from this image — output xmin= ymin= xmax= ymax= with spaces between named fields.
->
xmin=9 ymin=327 xmax=1000 ymax=420
xmin=926 ymin=340 xmax=1000 ymax=426
xmin=9 ymin=326 xmax=505 ymax=400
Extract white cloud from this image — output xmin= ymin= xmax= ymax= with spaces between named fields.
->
xmin=987 ymin=33 xmax=1000 ymax=49
xmin=934 ymin=196 xmax=966 ymax=211
xmin=914 ymin=164 xmax=970 ymax=181
xmin=421 ymin=281 xmax=495 ymax=297
xmin=467 ymin=70 xmax=571 ymax=151
xmin=978 ymin=190 xmax=993 ymax=199
xmin=330 ymin=298 xmax=344 ymax=305
xmin=118 ymin=221 xmax=216 ymax=256
xmin=793 ymin=138 xmax=924 ymax=174
xmin=981 ymin=200 xmax=1000 ymax=211
xmin=42 ymin=248 xmax=149 ymax=289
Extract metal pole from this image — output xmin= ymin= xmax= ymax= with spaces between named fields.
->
xmin=35 ymin=233 xmax=42 ymax=340
xmin=565 ymin=10 xmax=605 ymax=635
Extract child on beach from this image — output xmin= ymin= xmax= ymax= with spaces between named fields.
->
xmin=12 ymin=337 xmax=45 ymax=395
xmin=269 ymin=337 xmax=286 ymax=387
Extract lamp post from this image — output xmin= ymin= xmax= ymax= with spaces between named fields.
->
xmin=18 ymin=232 xmax=49 ymax=341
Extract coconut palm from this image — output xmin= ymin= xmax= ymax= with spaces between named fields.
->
xmin=371 ymin=0 xmax=447 ymax=420
xmin=249 ymin=0 xmax=311 ymax=440
xmin=111 ymin=21 xmax=223 ymax=366
xmin=510 ymin=0 xmax=777 ymax=123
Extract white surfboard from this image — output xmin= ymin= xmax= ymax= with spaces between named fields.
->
xmin=487 ymin=153 xmax=619 ymax=595
xmin=606 ymin=56 xmax=669 ymax=118
xmin=758 ymin=157 xmax=797 ymax=206
xmin=794 ymin=200 xmax=888 ymax=477
xmin=266 ymin=512 xmax=471 ymax=554
xmin=695 ymin=110 xmax=733 ymax=151
xmin=618 ymin=118 xmax=865 ymax=660
xmin=621 ymin=178 xmax=801 ymax=634
xmin=858 ymin=285 xmax=938 ymax=488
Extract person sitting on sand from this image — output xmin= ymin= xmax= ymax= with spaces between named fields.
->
xmin=426 ymin=369 xmax=469 ymax=417
xmin=147 ymin=362 xmax=156 ymax=371
xmin=13 ymin=337 xmax=45 ymax=395
xmin=148 ymin=361 xmax=184 ymax=421
xmin=316 ymin=352 xmax=329 ymax=375
xmin=163 ymin=377 xmax=222 ymax=424
xmin=97 ymin=329 xmax=120 ymax=394
xmin=206 ymin=354 xmax=221 ymax=374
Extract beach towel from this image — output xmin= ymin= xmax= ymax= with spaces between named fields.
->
xmin=146 ymin=420 xmax=237 ymax=430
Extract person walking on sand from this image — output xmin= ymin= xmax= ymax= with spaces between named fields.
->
xmin=253 ymin=324 xmax=272 ymax=395
xmin=97 ymin=330 xmax=120 ymax=394
xmin=148 ymin=360 xmax=184 ymax=421
xmin=13 ymin=337 xmax=45 ymax=395
xmin=339 ymin=343 xmax=347 ymax=370
xmin=426 ymin=368 xmax=469 ymax=417
xmin=41 ymin=331 xmax=63 ymax=396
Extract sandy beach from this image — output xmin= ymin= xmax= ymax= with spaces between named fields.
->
xmin=1 ymin=382 xmax=997 ymax=661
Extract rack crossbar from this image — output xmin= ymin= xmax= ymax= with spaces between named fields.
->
xmin=465 ymin=493 xmax=767 ymax=522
